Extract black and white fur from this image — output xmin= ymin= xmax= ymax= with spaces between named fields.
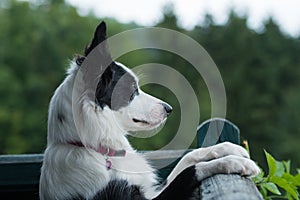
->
xmin=39 ymin=22 xmax=260 ymax=200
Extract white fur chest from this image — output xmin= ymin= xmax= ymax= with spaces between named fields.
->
xmin=107 ymin=150 xmax=158 ymax=198
xmin=40 ymin=145 xmax=158 ymax=200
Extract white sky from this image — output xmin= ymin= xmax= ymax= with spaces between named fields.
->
xmin=67 ymin=0 xmax=300 ymax=37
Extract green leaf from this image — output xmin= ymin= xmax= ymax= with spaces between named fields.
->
xmin=253 ymin=167 xmax=266 ymax=184
xmin=294 ymin=174 xmax=300 ymax=186
xmin=264 ymin=150 xmax=277 ymax=177
xmin=270 ymin=176 xmax=299 ymax=200
xmin=253 ymin=174 xmax=265 ymax=184
xmin=259 ymin=185 xmax=268 ymax=199
xmin=287 ymin=193 xmax=296 ymax=200
xmin=297 ymin=169 xmax=300 ymax=174
xmin=275 ymin=161 xmax=285 ymax=177
xmin=282 ymin=173 xmax=299 ymax=186
xmin=283 ymin=160 xmax=291 ymax=174
xmin=261 ymin=182 xmax=281 ymax=195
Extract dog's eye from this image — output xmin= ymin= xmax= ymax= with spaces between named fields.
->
xmin=129 ymin=89 xmax=139 ymax=102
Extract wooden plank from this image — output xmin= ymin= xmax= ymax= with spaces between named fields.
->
xmin=0 ymin=155 xmax=42 ymax=199
xmin=0 ymin=154 xmax=43 ymax=164
xmin=200 ymin=174 xmax=263 ymax=200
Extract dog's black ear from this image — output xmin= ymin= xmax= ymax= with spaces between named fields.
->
xmin=85 ymin=21 xmax=107 ymax=56
xmin=95 ymin=65 xmax=113 ymax=108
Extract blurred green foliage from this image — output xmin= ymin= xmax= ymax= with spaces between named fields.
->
xmin=0 ymin=0 xmax=299 ymax=171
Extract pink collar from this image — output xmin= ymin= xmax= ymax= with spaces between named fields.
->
xmin=68 ymin=141 xmax=126 ymax=157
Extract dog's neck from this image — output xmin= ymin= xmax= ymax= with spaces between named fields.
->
xmin=68 ymin=141 xmax=126 ymax=157
xmin=68 ymin=141 xmax=127 ymax=170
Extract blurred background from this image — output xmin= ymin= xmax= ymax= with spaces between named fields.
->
xmin=0 ymin=0 xmax=299 ymax=172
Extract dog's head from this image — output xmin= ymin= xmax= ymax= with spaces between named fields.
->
xmin=82 ymin=22 xmax=172 ymax=132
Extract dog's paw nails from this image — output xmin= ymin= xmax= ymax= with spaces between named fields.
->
xmin=218 ymin=155 xmax=260 ymax=177
xmin=245 ymin=162 xmax=260 ymax=177
xmin=239 ymin=159 xmax=260 ymax=177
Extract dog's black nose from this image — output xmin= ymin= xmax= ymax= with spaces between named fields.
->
xmin=162 ymin=103 xmax=172 ymax=115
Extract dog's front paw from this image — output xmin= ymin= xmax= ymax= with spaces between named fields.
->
xmin=215 ymin=155 xmax=260 ymax=176
xmin=207 ymin=142 xmax=250 ymax=159
xmin=186 ymin=142 xmax=250 ymax=164
xmin=195 ymin=155 xmax=260 ymax=181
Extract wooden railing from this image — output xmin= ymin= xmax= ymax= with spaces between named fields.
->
xmin=0 ymin=118 xmax=263 ymax=199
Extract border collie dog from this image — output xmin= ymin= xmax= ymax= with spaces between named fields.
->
xmin=40 ymin=22 xmax=259 ymax=200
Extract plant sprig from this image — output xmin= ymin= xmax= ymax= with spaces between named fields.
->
xmin=252 ymin=149 xmax=300 ymax=200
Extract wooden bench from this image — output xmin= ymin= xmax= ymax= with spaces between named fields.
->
xmin=0 ymin=118 xmax=262 ymax=199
